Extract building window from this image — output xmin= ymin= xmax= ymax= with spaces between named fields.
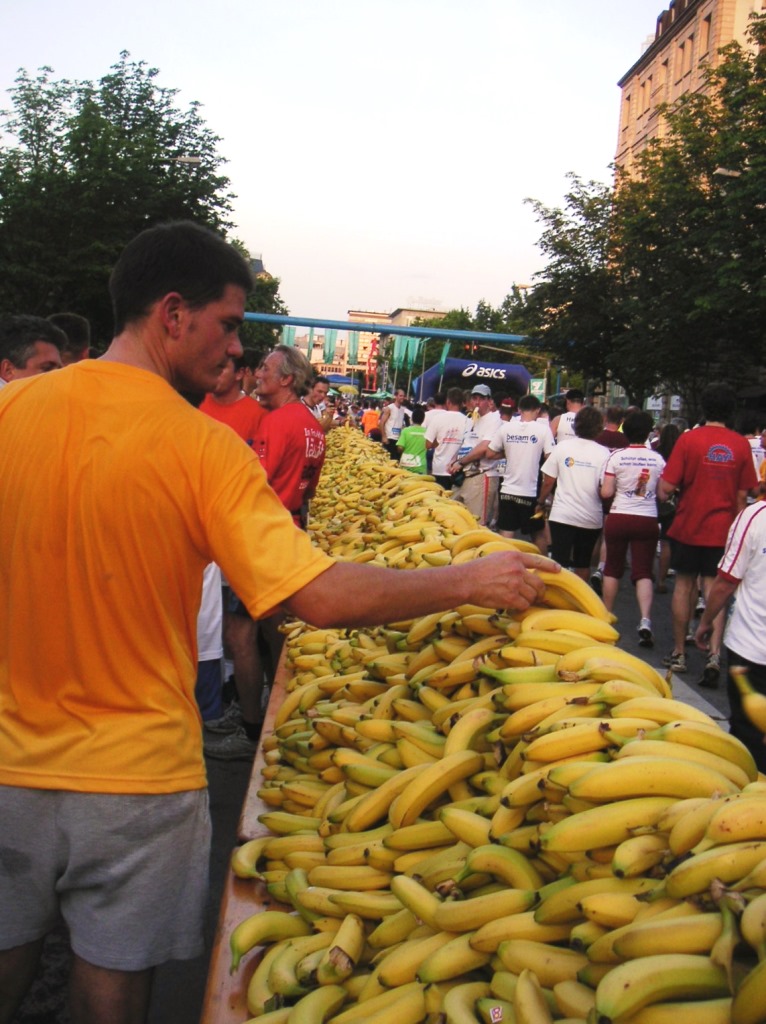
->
xmin=701 ymin=14 xmax=712 ymax=54
xmin=622 ymin=93 xmax=632 ymax=131
xmin=684 ymin=34 xmax=694 ymax=74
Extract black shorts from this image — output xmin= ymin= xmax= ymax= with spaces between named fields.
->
xmin=498 ymin=493 xmax=545 ymax=535
xmin=549 ymin=521 xmax=602 ymax=570
xmin=669 ymin=540 xmax=724 ymax=577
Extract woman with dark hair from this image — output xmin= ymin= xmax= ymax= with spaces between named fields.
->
xmin=655 ymin=422 xmax=682 ymax=592
xmin=600 ymin=411 xmax=666 ymax=647
xmin=537 ymin=406 xmax=610 ymax=580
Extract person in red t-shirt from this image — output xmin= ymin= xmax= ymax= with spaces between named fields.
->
xmin=254 ymin=348 xmax=326 ymax=526
xmin=198 ymin=353 xmax=265 ymax=446
xmin=657 ymin=383 xmax=758 ymax=686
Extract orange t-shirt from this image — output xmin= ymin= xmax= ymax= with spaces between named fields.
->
xmin=0 ymin=361 xmax=332 ymax=794
xmin=361 ymin=408 xmax=380 ymax=435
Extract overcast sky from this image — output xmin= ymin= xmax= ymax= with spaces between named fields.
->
xmin=1 ymin=0 xmax=663 ymax=320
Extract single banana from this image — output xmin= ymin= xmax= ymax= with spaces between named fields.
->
xmin=415 ymin=931 xmax=491 ymax=983
xmin=375 ymin=929 xmax=458 ymax=987
xmin=455 ymin=843 xmax=544 ymax=889
xmin=388 ymin=749 xmax=485 ymax=829
xmin=341 ymin=763 xmax=429 ymax=833
xmin=617 ymin=998 xmax=732 ymax=1024
xmin=534 ymin=875 xmax=660 ymax=925
xmin=539 ymin=795 xmax=677 ymax=853
xmin=739 ymin=889 xmax=766 ymax=960
xmin=307 ymin=864 xmax=393 ymax=891
xmin=432 ymin=886 xmax=537 ymax=932
xmin=245 ymin=942 xmax=290 ymax=1016
xmin=231 ymin=836 xmax=271 ymax=879
xmin=646 ymin=720 xmax=758 ymax=781
xmin=470 ymin=910 xmax=571 ymax=952
xmin=611 ymin=832 xmax=670 ymax=878
xmin=327 ymin=889 xmax=403 ymax=919
xmin=730 ymin=667 xmax=766 ymax=734
xmin=268 ymin=931 xmax=333 ymax=997
xmin=593 ymin=954 xmax=729 ymax=1023
xmin=328 ymin=981 xmax=425 ymax=1024
xmin=314 ymin=912 xmax=366 ymax=984
xmin=513 ymin=967 xmax=556 ymax=1024
xmin=567 ymin=756 xmax=738 ymax=802
xmin=497 ymin=938 xmax=588 ymax=987
xmin=612 ymin=738 xmax=751 ymax=790
xmin=442 ymin=981 xmax=493 ymax=1024
xmin=731 ymin=957 xmax=766 ymax=1024
xmin=552 ymin=978 xmax=596 ymax=1019
xmin=229 ymin=911 xmax=312 ymax=974
xmin=520 ymin=607 xmax=619 ymax=642
xmin=284 ymin=983 xmax=347 ymax=1024
xmin=578 ymin=891 xmax=645 ymax=929
xmin=366 ymin=906 xmax=419 ymax=949
xmin=613 ymin=912 xmax=724 ymax=959
xmin=703 ymin=793 xmax=766 ymax=846
xmin=664 ymin=839 xmax=766 ymax=898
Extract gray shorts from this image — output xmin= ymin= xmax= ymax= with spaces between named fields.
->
xmin=0 ymin=786 xmax=211 ymax=971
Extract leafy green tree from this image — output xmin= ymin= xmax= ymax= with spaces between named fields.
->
xmin=0 ymin=54 xmax=277 ymax=347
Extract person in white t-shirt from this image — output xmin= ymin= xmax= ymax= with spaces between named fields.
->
xmin=599 ymin=411 xmax=666 ymax=648
xmin=537 ymin=406 xmax=609 ymax=580
xmin=425 ymin=387 xmax=467 ymax=489
xmin=487 ymin=393 xmax=554 ymax=552
xmin=379 ymin=388 xmax=409 ymax=459
xmin=448 ymin=384 xmax=502 ymax=526
xmin=695 ymin=501 xmax=766 ymax=772
xmin=550 ymin=388 xmax=585 ymax=444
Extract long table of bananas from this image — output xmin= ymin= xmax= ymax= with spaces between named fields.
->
xmin=207 ymin=427 xmax=766 ymax=1024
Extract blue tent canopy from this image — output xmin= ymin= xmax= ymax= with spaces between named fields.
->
xmin=412 ymin=358 xmax=531 ymax=402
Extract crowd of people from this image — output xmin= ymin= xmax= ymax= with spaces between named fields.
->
xmin=1 ymin=219 xmax=765 ymax=1022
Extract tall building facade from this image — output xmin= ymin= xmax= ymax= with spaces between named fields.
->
xmin=615 ymin=0 xmax=764 ymax=172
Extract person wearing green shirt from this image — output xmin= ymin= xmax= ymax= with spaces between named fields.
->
xmin=397 ymin=406 xmax=427 ymax=474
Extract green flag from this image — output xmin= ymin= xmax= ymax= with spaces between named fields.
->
xmin=439 ymin=341 xmax=451 ymax=372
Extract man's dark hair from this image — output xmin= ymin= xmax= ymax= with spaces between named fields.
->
xmin=573 ymin=405 xmax=603 ymax=440
xmin=700 ymin=383 xmax=737 ymax=425
xmin=0 ymin=315 xmax=67 ymax=368
xmin=735 ymin=409 xmax=762 ymax=436
xmin=312 ymin=375 xmax=330 ymax=388
xmin=566 ymin=388 xmax=585 ymax=405
xmin=412 ymin=406 xmax=426 ymax=425
xmin=433 ymin=392 xmax=446 ymax=406
xmin=446 ymin=387 xmax=464 ymax=408
xmin=47 ymin=312 xmax=91 ymax=355
xmin=238 ymin=347 xmax=261 ymax=373
xmin=622 ymin=410 xmax=654 ymax=444
xmin=109 ymin=221 xmax=253 ymax=334
xmin=518 ymin=394 xmax=541 ymax=412
xmin=605 ymin=405 xmax=625 ymax=427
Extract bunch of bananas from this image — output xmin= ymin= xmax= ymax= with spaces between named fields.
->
xmin=227 ymin=427 xmax=766 ymax=1024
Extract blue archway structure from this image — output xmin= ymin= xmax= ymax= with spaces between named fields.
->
xmin=243 ymin=312 xmax=535 ymax=399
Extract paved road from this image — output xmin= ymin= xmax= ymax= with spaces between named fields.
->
xmin=608 ymin=571 xmax=730 ymax=724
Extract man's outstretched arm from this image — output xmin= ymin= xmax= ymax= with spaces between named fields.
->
xmin=283 ymin=550 xmax=560 ymax=628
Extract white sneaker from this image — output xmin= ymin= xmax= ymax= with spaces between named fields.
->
xmin=637 ymin=618 xmax=653 ymax=647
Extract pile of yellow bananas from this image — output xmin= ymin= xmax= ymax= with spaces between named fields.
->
xmin=228 ymin=427 xmax=766 ymax=1024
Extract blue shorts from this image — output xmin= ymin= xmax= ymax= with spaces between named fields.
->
xmin=0 ymin=786 xmax=211 ymax=970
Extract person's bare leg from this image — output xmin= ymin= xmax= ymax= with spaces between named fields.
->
xmin=222 ymin=610 xmax=264 ymax=726
xmin=68 ymin=954 xmax=153 ymax=1024
xmin=701 ymin=575 xmax=725 ymax=658
xmin=671 ymin=572 xmax=695 ymax=654
xmin=636 ymin=577 xmax=654 ymax=621
xmin=658 ymin=539 xmax=671 ymax=588
xmin=602 ymin=575 xmax=619 ymax=613
xmin=0 ymin=938 xmax=44 ymax=1024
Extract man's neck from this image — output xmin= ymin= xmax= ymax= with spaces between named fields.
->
xmin=262 ymin=389 xmax=300 ymax=412
xmin=210 ymin=389 xmax=245 ymax=407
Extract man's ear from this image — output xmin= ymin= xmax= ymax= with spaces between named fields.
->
xmin=0 ymin=358 xmax=15 ymax=382
xmin=158 ymin=293 xmax=186 ymax=338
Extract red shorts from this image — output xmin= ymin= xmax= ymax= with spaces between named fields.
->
xmin=604 ymin=513 xmax=659 ymax=582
